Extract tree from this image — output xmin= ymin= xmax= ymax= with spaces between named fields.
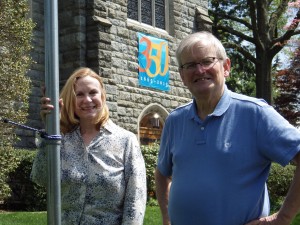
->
xmin=274 ymin=61 xmax=300 ymax=126
xmin=273 ymin=2 xmax=300 ymax=126
xmin=0 ymin=0 xmax=34 ymax=146
xmin=209 ymin=0 xmax=300 ymax=104
xmin=225 ymin=49 xmax=256 ymax=97
xmin=0 ymin=0 xmax=34 ymax=200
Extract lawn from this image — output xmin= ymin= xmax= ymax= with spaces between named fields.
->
xmin=0 ymin=207 xmax=299 ymax=225
xmin=0 ymin=206 xmax=162 ymax=225
xmin=0 ymin=211 xmax=47 ymax=225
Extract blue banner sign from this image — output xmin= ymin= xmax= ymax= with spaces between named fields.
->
xmin=138 ymin=33 xmax=170 ymax=91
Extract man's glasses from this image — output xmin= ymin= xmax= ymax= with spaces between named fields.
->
xmin=180 ymin=57 xmax=220 ymax=71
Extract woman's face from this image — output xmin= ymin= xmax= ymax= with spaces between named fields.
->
xmin=74 ymin=76 xmax=103 ymax=122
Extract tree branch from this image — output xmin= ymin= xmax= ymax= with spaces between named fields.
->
xmin=208 ymin=9 xmax=253 ymax=29
xmin=268 ymin=0 xmax=289 ymax=36
xmin=215 ymin=24 xmax=255 ymax=44
xmin=224 ymin=42 xmax=256 ymax=63
xmin=272 ymin=8 xmax=300 ymax=46
xmin=247 ymin=0 xmax=258 ymax=38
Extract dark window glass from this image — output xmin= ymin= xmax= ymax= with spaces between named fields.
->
xmin=141 ymin=0 xmax=152 ymax=25
xmin=155 ymin=0 xmax=165 ymax=29
xmin=127 ymin=0 xmax=166 ymax=29
xmin=128 ymin=0 xmax=138 ymax=20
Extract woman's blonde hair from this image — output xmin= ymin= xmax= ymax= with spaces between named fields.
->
xmin=60 ymin=67 xmax=109 ymax=134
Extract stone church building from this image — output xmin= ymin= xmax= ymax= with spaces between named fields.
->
xmin=20 ymin=0 xmax=212 ymax=148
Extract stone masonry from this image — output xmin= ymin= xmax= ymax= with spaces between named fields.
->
xmin=18 ymin=0 xmax=212 ymax=148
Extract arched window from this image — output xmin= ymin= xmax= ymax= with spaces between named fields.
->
xmin=138 ymin=103 xmax=169 ymax=145
xmin=127 ymin=0 xmax=169 ymax=30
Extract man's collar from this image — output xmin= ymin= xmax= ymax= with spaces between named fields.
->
xmin=189 ymin=85 xmax=231 ymax=119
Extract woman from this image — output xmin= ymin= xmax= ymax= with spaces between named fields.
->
xmin=31 ymin=67 xmax=147 ymax=225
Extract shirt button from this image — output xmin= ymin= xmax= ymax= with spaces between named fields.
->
xmin=201 ymin=127 xmax=205 ymax=130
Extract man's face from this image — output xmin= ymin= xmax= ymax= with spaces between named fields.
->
xmin=179 ymin=42 xmax=230 ymax=100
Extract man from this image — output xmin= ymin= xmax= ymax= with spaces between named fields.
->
xmin=155 ymin=31 xmax=300 ymax=225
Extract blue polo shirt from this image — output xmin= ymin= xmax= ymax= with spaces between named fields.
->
xmin=157 ymin=86 xmax=300 ymax=225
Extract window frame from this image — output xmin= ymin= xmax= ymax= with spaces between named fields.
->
xmin=128 ymin=0 xmax=169 ymax=32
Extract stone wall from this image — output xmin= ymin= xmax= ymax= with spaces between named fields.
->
xmin=18 ymin=0 xmax=211 ymax=148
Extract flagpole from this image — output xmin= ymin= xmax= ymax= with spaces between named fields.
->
xmin=44 ymin=0 xmax=61 ymax=224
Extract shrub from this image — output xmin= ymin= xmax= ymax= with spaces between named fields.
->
xmin=267 ymin=163 xmax=296 ymax=212
xmin=3 ymin=149 xmax=46 ymax=211
xmin=141 ymin=142 xmax=159 ymax=203
xmin=0 ymin=146 xmax=21 ymax=200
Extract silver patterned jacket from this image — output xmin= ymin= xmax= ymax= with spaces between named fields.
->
xmin=31 ymin=120 xmax=147 ymax=225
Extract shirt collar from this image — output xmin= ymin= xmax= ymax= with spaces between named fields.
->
xmin=212 ymin=85 xmax=231 ymax=117
xmin=74 ymin=119 xmax=115 ymax=134
xmin=102 ymin=119 xmax=115 ymax=134
xmin=188 ymin=85 xmax=231 ymax=119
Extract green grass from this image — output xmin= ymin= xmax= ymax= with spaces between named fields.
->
xmin=144 ymin=206 xmax=162 ymax=224
xmin=0 ymin=207 xmax=299 ymax=225
xmin=0 ymin=211 xmax=47 ymax=225
xmin=0 ymin=207 xmax=161 ymax=225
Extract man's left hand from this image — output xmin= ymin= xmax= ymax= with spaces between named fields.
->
xmin=245 ymin=213 xmax=291 ymax=225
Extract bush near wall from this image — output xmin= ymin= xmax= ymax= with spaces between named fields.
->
xmin=267 ymin=163 xmax=296 ymax=212
xmin=0 ymin=146 xmax=21 ymax=201
xmin=1 ymin=149 xmax=46 ymax=211
xmin=141 ymin=142 xmax=159 ymax=205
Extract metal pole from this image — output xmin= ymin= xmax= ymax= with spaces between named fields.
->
xmin=44 ymin=0 xmax=61 ymax=224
